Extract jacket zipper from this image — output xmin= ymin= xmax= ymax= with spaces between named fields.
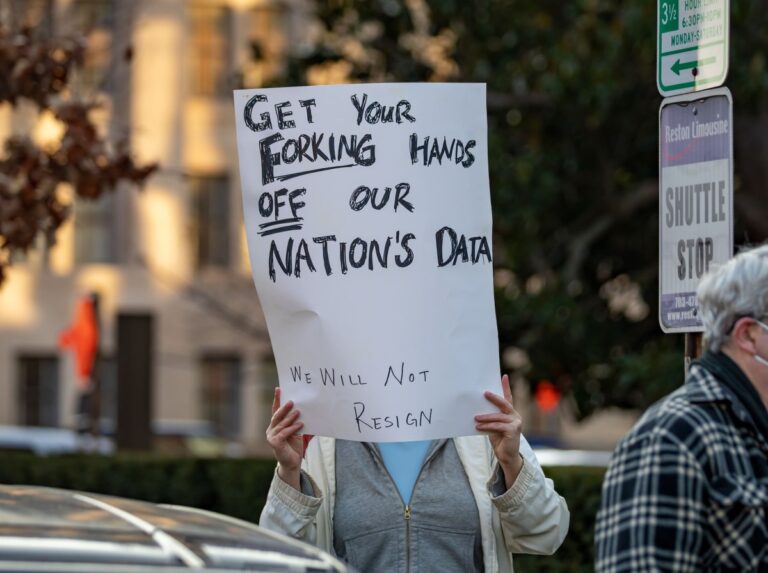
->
xmin=404 ymin=504 xmax=411 ymax=571
xmin=368 ymin=441 xmax=445 ymax=573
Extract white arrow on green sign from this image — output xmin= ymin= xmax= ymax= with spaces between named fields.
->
xmin=671 ymin=56 xmax=716 ymax=76
xmin=657 ymin=0 xmax=729 ymax=97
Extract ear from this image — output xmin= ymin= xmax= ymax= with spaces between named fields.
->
xmin=729 ymin=317 xmax=760 ymax=355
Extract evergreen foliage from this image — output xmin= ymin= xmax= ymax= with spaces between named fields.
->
xmin=264 ymin=0 xmax=768 ymax=416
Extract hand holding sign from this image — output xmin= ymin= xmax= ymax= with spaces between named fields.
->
xmin=268 ymin=374 xmax=523 ymax=494
xmin=267 ymin=388 xmax=304 ymax=490
xmin=475 ymin=374 xmax=524 ymax=489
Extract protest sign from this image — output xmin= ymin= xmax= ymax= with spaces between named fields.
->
xmin=234 ymin=83 xmax=500 ymax=441
xmin=659 ymin=87 xmax=733 ymax=332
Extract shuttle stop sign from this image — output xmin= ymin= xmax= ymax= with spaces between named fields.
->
xmin=659 ymin=88 xmax=732 ymax=333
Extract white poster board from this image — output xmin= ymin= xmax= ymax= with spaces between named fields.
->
xmin=234 ymin=83 xmax=500 ymax=442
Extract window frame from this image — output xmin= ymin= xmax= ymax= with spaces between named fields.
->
xmin=199 ymin=353 xmax=242 ymax=439
xmin=187 ymin=2 xmax=234 ymax=98
xmin=16 ymin=354 xmax=61 ymax=428
xmin=189 ymin=173 xmax=232 ymax=269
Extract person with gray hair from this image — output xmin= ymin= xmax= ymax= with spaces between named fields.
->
xmin=595 ymin=245 xmax=768 ymax=572
xmin=698 ymin=244 xmax=768 ymax=355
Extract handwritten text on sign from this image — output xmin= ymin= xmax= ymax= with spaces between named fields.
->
xmin=234 ymin=83 xmax=500 ymax=441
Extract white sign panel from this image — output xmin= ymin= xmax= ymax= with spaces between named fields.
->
xmin=234 ymin=83 xmax=500 ymax=441
xmin=659 ymin=87 xmax=733 ymax=333
xmin=657 ymin=0 xmax=729 ymax=97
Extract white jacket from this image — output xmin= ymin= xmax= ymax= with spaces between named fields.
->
xmin=260 ymin=435 xmax=570 ymax=572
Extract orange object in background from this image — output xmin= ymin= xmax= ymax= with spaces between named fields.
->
xmin=535 ymin=380 xmax=561 ymax=413
xmin=303 ymin=434 xmax=314 ymax=455
xmin=59 ymin=296 xmax=99 ymax=389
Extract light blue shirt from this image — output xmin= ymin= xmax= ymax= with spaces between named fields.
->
xmin=376 ymin=440 xmax=433 ymax=504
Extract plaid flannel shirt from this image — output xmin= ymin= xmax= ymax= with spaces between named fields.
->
xmin=595 ymin=361 xmax=768 ymax=572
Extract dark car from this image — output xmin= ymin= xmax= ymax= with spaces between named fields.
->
xmin=0 ymin=485 xmax=349 ymax=572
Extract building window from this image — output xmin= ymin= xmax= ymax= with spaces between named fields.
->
xmin=241 ymin=5 xmax=287 ymax=87
xmin=0 ymin=0 xmax=54 ymax=35
xmin=67 ymin=0 xmax=115 ymax=94
xmin=190 ymin=175 xmax=230 ymax=268
xmin=96 ymin=355 xmax=117 ymax=426
xmin=17 ymin=355 xmax=60 ymax=427
xmin=189 ymin=3 xmax=232 ymax=97
xmin=201 ymin=355 xmax=242 ymax=438
xmin=74 ymin=194 xmax=116 ymax=264
xmin=259 ymin=354 xmax=278 ymax=431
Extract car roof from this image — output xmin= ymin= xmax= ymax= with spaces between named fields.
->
xmin=0 ymin=485 xmax=346 ymax=572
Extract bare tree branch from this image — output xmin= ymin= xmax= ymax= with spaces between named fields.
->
xmin=563 ymin=180 xmax=657 ymax=282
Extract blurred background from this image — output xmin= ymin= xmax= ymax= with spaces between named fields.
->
xmin=0 ymin=0 xmax=766 ymax=461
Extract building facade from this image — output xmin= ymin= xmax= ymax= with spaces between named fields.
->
xmin=0 ymin=0 xmax=304 ymax=454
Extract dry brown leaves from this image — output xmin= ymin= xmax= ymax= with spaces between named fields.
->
xmin=0 ymin=27 xmax=157 ymax=284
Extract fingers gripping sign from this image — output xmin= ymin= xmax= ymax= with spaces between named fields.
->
xmin=474 ymin=374 xmax=524 ymax=489
xmin=267 ymin=388 xmax=305 ymax=490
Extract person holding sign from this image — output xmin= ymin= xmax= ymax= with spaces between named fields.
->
xmin=235 ymin=83 xmax=569 ymax=571
xmin=260 ymin=375 xmax=570 ymax=572
xmin=595 ymin=245 xmax=768 ymax=572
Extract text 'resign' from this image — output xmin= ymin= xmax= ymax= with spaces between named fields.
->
xmin=657 ymin=0 xmax=729 ymax=97
xmin=234 ymin=83 xmax=500 ymax=441
xmin=659 ymin=87 xmax=733 ymax=333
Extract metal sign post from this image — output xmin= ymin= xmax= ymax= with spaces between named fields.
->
xmin=684 ymin=332 xmax=703 ymax=377
xmin=658 ymin=87 xmax=733 ymax=335
xmin=657 ymin=0 xmax=729 ymax=97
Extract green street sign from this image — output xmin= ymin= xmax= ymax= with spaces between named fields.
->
xmin=657 ymin=0 xmax=729 ymax=97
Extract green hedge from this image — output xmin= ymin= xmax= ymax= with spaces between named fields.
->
xmin=0 ymin=455 xmax=604 ymax=571
xmin=0 ymin=454 xmax=275 ymax=523
xmin=514 ymin=466 xmax=606 ymax=573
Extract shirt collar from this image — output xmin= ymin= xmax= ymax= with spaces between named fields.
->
xmin=686 ymin=359 xmax=758 ymax=429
